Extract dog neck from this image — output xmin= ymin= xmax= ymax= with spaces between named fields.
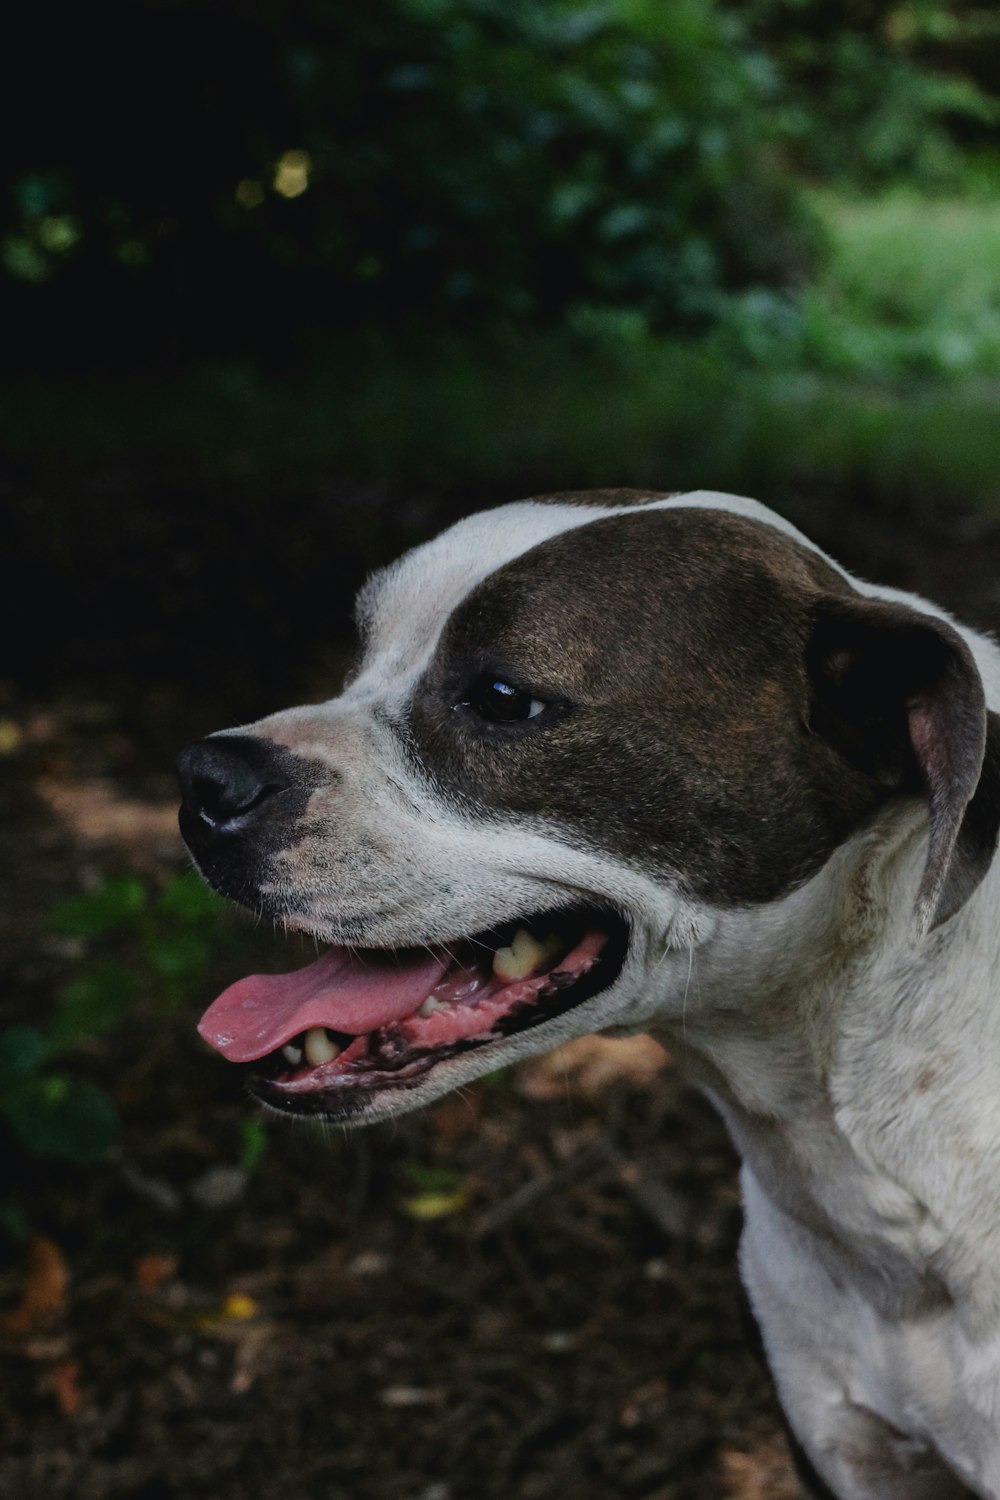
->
xmin=649 ymin=812 xmax=1000 ymax=1324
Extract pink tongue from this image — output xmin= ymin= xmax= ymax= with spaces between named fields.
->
xmin=197 ymin=947 xmax=449 ymax=1063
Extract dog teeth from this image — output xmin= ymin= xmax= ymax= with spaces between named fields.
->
xmin=303 ymin=1027 xmax=342 ymax=1067
xmin=492 ymin=928 xmax=562 ymax=982
xmin=282 ymin=1043 xmax=303 ymax=1067
xmin=417 ymin=995 xmax=447 ymax=1018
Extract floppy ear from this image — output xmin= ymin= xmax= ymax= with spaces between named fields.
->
xmin=806 ymin=594 xmax=1000 ymax=934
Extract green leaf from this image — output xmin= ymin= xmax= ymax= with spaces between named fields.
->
xmin=240 ymin=1119 xmax=268 ymax=1173
xmin=15 ymin=173 xmax=59 ymax=218
xmin=399 ymin=1188 xmax=469 ymax=1220
xmin=479 ymin=1065 xmax=516 ymax=1093
xmin=145 ymin=932 xmax=209 ymax=979
xmin=399 ymin=1161 xmax=462 ymax=1193
xmin=155 ymin=873 xmax=224 ymax=925
xmin=48 ymin=877 xmax=147 ymax=938
xmin=2 ymin=237 xmax=49 ymax=284
xmin=0 ymin=1200 xmax=29 ymax=1240
xmin=0 ymin=1026 xmax=51 ymax=1084
xmin=3 ymin=1075 xmax=118 ymax=1163
xmin=50 ymin=963 xmax=140 ymax=1048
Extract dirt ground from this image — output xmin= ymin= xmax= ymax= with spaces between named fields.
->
xmin=4 ymin=483 xmax=1000 ymax=1500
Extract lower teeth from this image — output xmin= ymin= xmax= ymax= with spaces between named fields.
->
xmin=303 ymin=1027 xmax=342 ymax=1067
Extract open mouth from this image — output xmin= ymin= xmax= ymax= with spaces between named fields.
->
xmin=197 ymin=907 xmax=630 ymax=1122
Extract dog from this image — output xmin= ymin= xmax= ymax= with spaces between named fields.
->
xmin=177 ymin=489 xmax=1000 ymax=1500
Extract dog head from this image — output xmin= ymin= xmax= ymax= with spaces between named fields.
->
xmin=177 ymin=490 xmax=1000 ymax=1124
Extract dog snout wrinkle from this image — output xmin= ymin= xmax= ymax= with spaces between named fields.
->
xmin=178 ymin=735 xmax=291 ymax=831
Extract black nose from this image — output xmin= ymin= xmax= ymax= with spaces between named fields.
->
xmin=177 ymin=735 xmax=290 ymax=832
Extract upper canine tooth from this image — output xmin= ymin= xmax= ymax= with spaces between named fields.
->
xmin=493 ymin=928 xmax=562 ymax=982
xmin=304 ymin=1027 xmax=341 ymax=1067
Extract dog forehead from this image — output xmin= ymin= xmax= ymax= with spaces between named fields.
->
xmin=435 ymin=502 xmax=848 ymax=690
xmin=355 ymin=489 xmax=839 ymax=682
xmin=355 ymin=498 xmax=632 ymax=668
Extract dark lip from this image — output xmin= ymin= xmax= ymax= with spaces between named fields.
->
xmin=245 ymin=907 xmax=631 ymax=1124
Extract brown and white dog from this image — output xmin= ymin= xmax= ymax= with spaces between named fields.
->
xmin=178 ymin=490 xmax=1000 ymax=1500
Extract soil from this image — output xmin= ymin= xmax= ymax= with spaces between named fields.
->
xmin=3 ymin=481 xmax=1000 ymax=1500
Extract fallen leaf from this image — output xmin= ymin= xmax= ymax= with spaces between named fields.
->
xmin=348 ymin=1250 xmax=390 ymax=1277
xmin=399 ymin=1189 xmax=469 ymax=1220
xmin=40 ymin=1359 xmax=83 ymax=1418
xmin=230 ymin=1323 xmax=276 ymax=1394
xmin=5 ymin=1236 xmax=70 ymax=1335
xmin=380 ymin=1385 xmax=446 ymax=1407
xmin=134 ymin=1253 xmax=178 ymax=1291
xmin=36 ymin=776 xmax=178 ymax=854
xmin=619 ymin=1377 xmax=670 ymax=1428
xmin=0 ymin=719 xmax=23 ymax=755
xmin=192 ymin=1292 xmax=261 ymax=1331
xmin=722 ymin=1440 xmax=800 ymax=1500
xmin=221 ymin=1293 xmax=259 ymax=1322
xmin=20 ymin=1336 xmax=71 ymax=1362
xmin=189 ymin=1165 xmax=248 ymax=1209
xmin=517 ymin=1034 xmax=669 ymax=1101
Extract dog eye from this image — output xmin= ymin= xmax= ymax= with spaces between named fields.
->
xmin=458 ymin=674 xmax=547 ymax=724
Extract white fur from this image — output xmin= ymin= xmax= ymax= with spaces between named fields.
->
xmin=244 ymin=492 xmax=1000 ymax=1498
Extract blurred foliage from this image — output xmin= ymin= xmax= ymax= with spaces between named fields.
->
xmin=799 ymin=192 xmax=1000 ymax=376
xmin=3 ymin=1 xmax=996 ymax=372
xmin=8 ymin=320 xmax=1000 ymax=700
xmin=1 ymin=0 xmax=815 ymax=366
xmin=2 ymin=6 xmax=999 ymax=687
xmin=733 ymin=0 xmax=1000 ymax=184
xmin=710 ymin=190 xmax=1000 ymax=377
xmin=0 ymin=875 xmax=225 ymax=1166
xmin=1 ymin=0 xmax=996 ymax=375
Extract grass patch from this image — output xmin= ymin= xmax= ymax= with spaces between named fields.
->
xmin=5 ymin=341 xmax=999 ymax=509
xmin=802 ymin=190 xmax=1000 ymax=379
xmin=3 ymin=191 xmax=1000 ymax=515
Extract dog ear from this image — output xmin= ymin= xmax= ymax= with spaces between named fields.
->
xmin=807 ymin=594 xmax=1000 ymax=934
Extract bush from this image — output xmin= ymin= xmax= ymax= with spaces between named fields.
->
xmin=0 ymin=875 xmax=225 ymax=1168
xmin=801 ymin=192 xmax=1000 ymax=378
xmin=731 ymin=0 xmax=1000 ymax=186
xmin=1 ymin=0 xmax=815 ymax=367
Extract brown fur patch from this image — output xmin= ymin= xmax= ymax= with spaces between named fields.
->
xmin=409 ymin=506 xmax=992 ymax=909
xmin=409 ymin=508 xmax=876 ymax=903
